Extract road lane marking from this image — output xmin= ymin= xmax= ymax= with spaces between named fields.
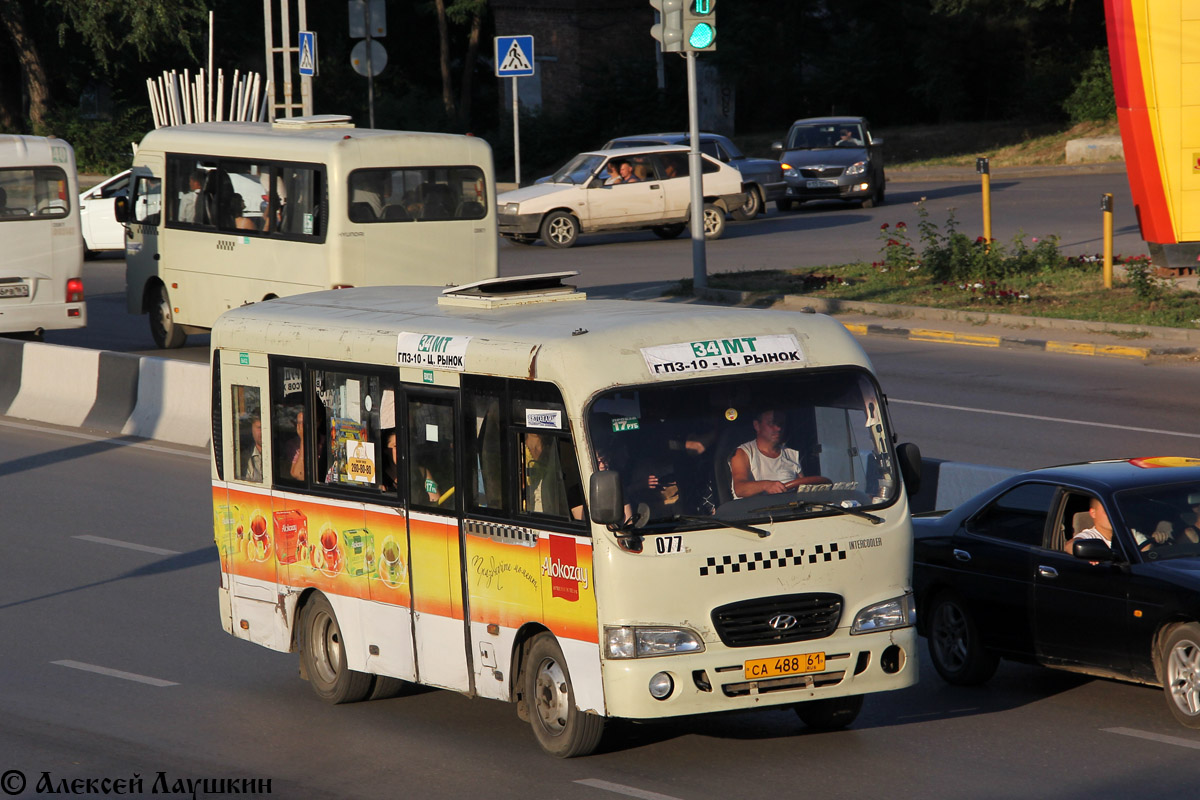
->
xmin=52 ymin=660 xmax=178 ymax=687
xmin=74 ymin=535 xmax=181 ymax=556
xmin=575 ymin=780 xmax=684 ymax=800
xmin=0 ymin=418 xmax=208 ymax=459
xmin=890 ymin=399 xmax=1200 ymax=440
xmin=1103 ymin=727 xmax=1200 ymax=750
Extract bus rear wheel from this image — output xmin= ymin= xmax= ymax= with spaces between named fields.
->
xmin=299 ymin=593 xmax=372 ymax=704
xmin=149 ymin=284 xmax=187 ymax=349
xmin=524 ymin=633 xmax=604 ymax=757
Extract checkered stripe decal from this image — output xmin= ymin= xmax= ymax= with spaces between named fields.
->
xmin=216 ymin=240 xmax=236 ymax=251
xmin=699 ymin=543 xmax=846 ymax=576
xmin=464 ymin=519 xmax=538 ymax=547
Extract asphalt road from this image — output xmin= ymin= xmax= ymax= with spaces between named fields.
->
xmin=48 ymin=171 xmax=1145 ymax=360
xmin=3 ymin=387 xmax=1200 ymax=797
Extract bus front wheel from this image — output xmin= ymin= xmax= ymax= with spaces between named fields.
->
xmin=523 ymin=633 xmax=604 ymax=757
xmin=149 ymin=284 xmax=187 ymax=349
xmin=298 ymin=593 xmax=372 ymax=704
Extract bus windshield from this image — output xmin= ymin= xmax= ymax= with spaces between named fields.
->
xmin=587 ymin=368 xmax=897 ymax=529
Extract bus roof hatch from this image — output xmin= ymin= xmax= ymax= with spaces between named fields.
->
xmin=438 ymin=272 xmax=584 ymax=309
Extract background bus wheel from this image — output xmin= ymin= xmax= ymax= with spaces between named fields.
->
xmin=540 ymin=211 xmax=579 ymax=248
xmin=524 ymin=633 xmax=604 ymax=757
xmin=1162 ymin=623 xmax=1200 ymax=728
xmin=701 ymin=203 xmax=726 ymax=240
xmin=149 ymin=284 xmax=187 ymax=349
xmin=299 ymin=593 xmax=372 ymax=704
xmin=731 ymin=187 xmax=761 ymax=221
xmin=927 ymin=591 xmax=999 ymax=685
xmin=794 ymin=694 xmax=863 ymax=731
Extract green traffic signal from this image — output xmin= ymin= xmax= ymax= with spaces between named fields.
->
xmin=688 ymin=22 xmax=714 ymax=49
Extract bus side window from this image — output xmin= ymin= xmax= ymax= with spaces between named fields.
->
xmin=133 ymin=176 xmax=162 ymax=225
xmin=231 ymin=385 xmax=264 ymax=483
xmin=408 ymin=397 xmax=456 ymax=511
xmin=467 ymin=393 xmax=504 ymax=512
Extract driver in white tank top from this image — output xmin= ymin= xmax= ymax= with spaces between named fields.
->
xmin=729 ymin=409 xmax=804 ymax=499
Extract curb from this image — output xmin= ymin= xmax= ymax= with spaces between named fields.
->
xmin=694 ymin=288 xmax=1199 ymax=360
xmin=0 ymin=338 xmax=210 ymax=448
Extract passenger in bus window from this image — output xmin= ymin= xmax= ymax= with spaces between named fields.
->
xmin=284 ymin=410 xmax=305 ymax=480
xmin=523 ymin=433 xmax=583 ymax=520
xmin=381 ymin=429 xmax=398 ymax=491
xmin=242 ymin=413 xmax=264 ymax=482
xmin=177 ymin=170 xmax=203 ymax=223
xmin=231 ymin=194 xmax=257 ymax=231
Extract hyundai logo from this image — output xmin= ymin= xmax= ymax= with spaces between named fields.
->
xmin=768 ymin=614 xmax=798 ymax=630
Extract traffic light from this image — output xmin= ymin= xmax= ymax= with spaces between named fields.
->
xmin=650 ymin=0 xmax=684 ymax=53
xmin=682 ymin=0 xmax=716 ymax=51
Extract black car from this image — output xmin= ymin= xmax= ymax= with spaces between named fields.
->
xmin=771 ymin=116 xmax=885 ymax=211
xmin=912 ymin=458 xmax=1200 ymax=729
xmin=603 ymin=132 xmax=786 ymax=221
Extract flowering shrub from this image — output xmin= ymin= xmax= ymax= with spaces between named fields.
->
xmin=876 ymin=222 xmax=919 ymax=272
xmin=911 ymin=202 xmax=1068 ymax=283
xmin=933 ymin=280 xmax=1031 ymax=304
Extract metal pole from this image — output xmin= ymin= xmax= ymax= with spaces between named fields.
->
xmin=512 ymin=76 xmax=521 ymax=186
xmin=687 ymin=51 xmax=707 ymax=290
xmin=365 ymin=4 xmax=375 ymax=128
xmin=1102 ymin=192 xmax=1114 ymax=289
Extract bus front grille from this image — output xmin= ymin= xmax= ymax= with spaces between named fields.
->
xmin=711 ymin=593 xmax=843 ymax=647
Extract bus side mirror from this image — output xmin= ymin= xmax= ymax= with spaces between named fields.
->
xmin=114 ymin=195 xmax=129 ymax=223
xmin=896 ymin=442 xmax=921 ymax=496
xmin=590 ymin=470 xmax=625 ymax=525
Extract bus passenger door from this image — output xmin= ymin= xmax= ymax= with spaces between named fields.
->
xmin=215 ymin=354 xmax=290 ymax=651
xmin=404 ymin=390 xmax=471 ymax=692
xmin=124 ymin=156 xmax=163 ymax=315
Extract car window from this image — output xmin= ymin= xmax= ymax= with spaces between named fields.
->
xmin=655 ymin=153 xmax=688 ymax=180
xmin=699 ymin=140 xmax=722 ymax=160
xmin=966 ymin=482 xmax=1057 ymax=547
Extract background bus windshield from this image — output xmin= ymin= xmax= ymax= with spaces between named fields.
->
xmin=587 ymin=369 xmax=897 ymax=527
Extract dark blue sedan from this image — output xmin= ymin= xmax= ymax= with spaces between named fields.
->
xmin=912 ymin=458 xmax=1200 ymax=729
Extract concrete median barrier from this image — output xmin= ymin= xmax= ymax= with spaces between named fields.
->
xmin=0 ymin=337 xmax=209 ymax=448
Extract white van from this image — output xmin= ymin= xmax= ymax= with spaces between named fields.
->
xmin=0 ymin=135 xmax=86 ymax=338
xmin=117 ymin=116 xmax=497 ymax=348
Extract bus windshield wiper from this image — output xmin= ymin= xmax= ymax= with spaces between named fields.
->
xmin=673 ymin=514 xmax=770 ymax=538
xmin=754 ymin=500 xmax=884 ymax=525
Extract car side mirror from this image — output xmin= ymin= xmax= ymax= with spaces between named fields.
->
xmin=1072 ymin=538 xmax=1115 ymax=562
xmin=590 ymin=470 xmax=625 ymax=525
xmin=113 ymin=195 xmax=129 ymax=223
xmin=896 ymin=442 xmax=921 ymax=497
xmin=771 ymin=141 xmax=783 ymax=151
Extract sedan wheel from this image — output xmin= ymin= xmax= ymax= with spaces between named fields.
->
xmin=540 ymin=211 xmax=579 ymax=249
xmin=730 ymin=187 xmax=761 ymax=221
xmin=927 ymin=592 xmax=999 ymax=685
xmin=1163 ymin=623 xmax=1200 ymax=728
xmin=700 ymin=203 xmax=726 ymax=240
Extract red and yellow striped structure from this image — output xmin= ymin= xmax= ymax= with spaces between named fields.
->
xmin=1106 ymin=0 xmax=1200 ymax=264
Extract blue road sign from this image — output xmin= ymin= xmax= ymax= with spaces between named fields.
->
xmin=298 ymin=31 xmax=317 ymax=77
xmin=495 ymin=35 xmax=534 ymax=78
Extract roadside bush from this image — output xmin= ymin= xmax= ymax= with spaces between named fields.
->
xmin=878 ymin=202 xmax=1070 ymax=285
xmin=1063 ymin=48 xmax=1117 ymax=123
xmin=1121 ymin=254 xmax=1168 ymax=302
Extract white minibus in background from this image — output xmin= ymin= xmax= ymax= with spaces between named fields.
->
xmin=0 ymin=135 xmax=86 ymax=338
xmin=118 ymin=115 xmax=497 ymax=349
xmin=209 ymin=273 xmax=923 ymax=757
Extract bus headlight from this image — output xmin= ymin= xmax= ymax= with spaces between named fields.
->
xmin=850 ymin=593 xmax=916 ymax=635
xmin=604 ymin=626 xmax=705 ymax=659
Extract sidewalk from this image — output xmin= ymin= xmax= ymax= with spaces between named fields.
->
xmin=691 ymin=288 xmax=1200 ymax=361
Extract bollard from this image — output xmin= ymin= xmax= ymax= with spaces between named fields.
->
xmin=976 ymin=157 xmax=991 ymax=249
xmin=1101 ymin=193 xmax=1114 ymax=289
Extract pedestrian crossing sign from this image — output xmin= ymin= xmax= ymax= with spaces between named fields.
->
xmin=495 ymin=35 xmax=534 ymax=77
xmin=298 ymin=31 xmax=317 ymax=77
